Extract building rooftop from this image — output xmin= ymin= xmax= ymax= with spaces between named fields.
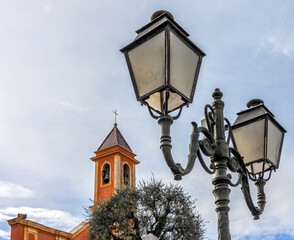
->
xmin=97 ymin=124 xmax=133 ymax=153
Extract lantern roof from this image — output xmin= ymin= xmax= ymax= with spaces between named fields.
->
xmin=233 ymin=101 xmax=286 ymax=133
xmin=135 ymin=11 xmax=189 ymax=40
xmin=234 ymin=103 xmax=273 ymax=125
xmin=97 ymin=124 xmax=133 ymax=153
xmin=121 ymin=11 xmax=206 ymax=58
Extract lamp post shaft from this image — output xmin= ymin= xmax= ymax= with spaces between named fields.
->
xmin=211 ymin=89 xmax=231 ymax=240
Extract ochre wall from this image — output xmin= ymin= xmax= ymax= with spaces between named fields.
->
xmin=9 ymin=221 xmax=89 ymax=240
xmin=8 ymin=218 xmax=72 ymax=240
xmin=71 ymin=225 xmax=89 ymax=240
xmin=97 ymin=157 xmax=115 ymax=202
xmin=10 ymin=224 xmax=24 ymax=240
xmin=120 ymin=155 xmax=136 ymax=188
xmin=37 ymin=231 xmax=55 ymax=240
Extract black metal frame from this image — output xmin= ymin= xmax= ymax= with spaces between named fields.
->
xmin=120 ymin=11 xmax=205 ymax=115
xmin=232 ymin=105 xmax=286 ymax=176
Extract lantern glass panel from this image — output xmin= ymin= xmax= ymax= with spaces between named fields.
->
xmin=267 ymin=119 xmax=283 ymax=166
xmin=128 ymin=31 xmax=165 ymax=99
xmin=145 ymin=90 xmax=186 ymax=113
xmin=250 ymin=161 xmax=271 ymax=175
xmin=232 ymin=119 xmax=265 ymax=166
xmin=167 ymin=91 xmax=185 ymax=111
xmin=145 ymin=92 xmax=162 ymax=113
xmin=170 ymin=32 xmax=200 ymax=100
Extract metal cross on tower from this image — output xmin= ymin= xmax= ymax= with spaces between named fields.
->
xmin=113 ymin=109 xmax=119 ymax=126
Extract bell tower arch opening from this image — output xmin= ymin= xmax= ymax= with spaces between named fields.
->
xmin=123 ymin=163 xmax=130 ymax=186
xmin=102 ymin=163 xmax=110 ymax=185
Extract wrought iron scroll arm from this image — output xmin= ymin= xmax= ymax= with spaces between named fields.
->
xmin=196 ymin=125 xmax=217 ymax=174
xmin=158 ymin=116 xmax=200 ymax=180
xmin=145 ymin=102 xmax=161 ymax=120
xmin=197 ymin=126 xmax=217 ymax=157
xmin=204 ymin=104 xmax=215 ymax=133
xmin=224 ymin=117 xmax=232 ymax=144
xmin=145 ymin=101 xmax=184 ymax=120
xmin=197 ymin=149 xmax=215 ymax=174
xmin=229 ymin=147 xmax=266 ymax=219
xmin=158 ymin=114 xmax=218 ymax=180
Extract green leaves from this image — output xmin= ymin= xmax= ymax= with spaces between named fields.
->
xmin=137 ymin=178 xmax=205 ymax=240
xmin=89 ymin=187 xmax=140 ymax=240
xmin=88 ymin=178 xmax=205 ymax=240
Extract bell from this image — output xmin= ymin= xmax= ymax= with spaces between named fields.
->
xmin=104 ymin=172 xmax=110 ymax=182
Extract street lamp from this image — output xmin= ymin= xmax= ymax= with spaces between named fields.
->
xmin=120 ymin=10 xmax=205 ymax=117
xmin=232 ymin=99 xmax=285 ymax=178
xmin=121 ymin=11 xmax=286 ymax=240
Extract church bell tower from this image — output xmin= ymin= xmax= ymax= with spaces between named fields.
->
xmin=91 ymin=123 xmax=140 ymax=203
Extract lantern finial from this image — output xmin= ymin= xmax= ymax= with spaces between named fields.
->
xmin=151 ymin=10 xmax=174 ymax=21
xmin=247 ymin=99 xmax=264 ymax=108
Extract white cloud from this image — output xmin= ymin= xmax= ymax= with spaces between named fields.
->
xmin=0 ymin=207 xmax=81 ymax=231
xmin=267 ymin=33 xmax=294 ymax=57
xmin=268 ymin=36 xmax=294 ymax=57
xmin=0 ymin=229 xmax=10 ymax=240
xmin=59 ymin=101 xmax=90 ymax=114
xmin=0 ymin=181 xmax=35 ymax=199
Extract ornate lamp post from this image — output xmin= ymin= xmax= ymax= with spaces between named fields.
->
xmin=121 ymin=11 xmax=286 ymax=240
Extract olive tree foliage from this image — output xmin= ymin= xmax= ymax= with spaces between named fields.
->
xmin=88 ymin=178 xmax=205 ymax=240
xmin=137 ymin=178 xmax=205 ymax=240
xmin=88 ymin=187 xmax=141 ymax=240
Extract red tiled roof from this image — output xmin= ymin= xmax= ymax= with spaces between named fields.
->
xmin=97 ymin=124 xmax=132 ymax=152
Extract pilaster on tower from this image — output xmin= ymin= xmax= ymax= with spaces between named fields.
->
xmin=91 ymin=124 xmax=140 ymax=203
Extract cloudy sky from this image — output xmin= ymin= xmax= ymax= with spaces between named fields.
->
xmin=0 ymin=1 xmax=294 ymax=239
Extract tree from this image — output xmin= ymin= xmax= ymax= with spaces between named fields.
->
xmin=137 ymin=178 xmax=205 ymax=240
xmin=88 ymin=187 xmax=141 ymax=240
xmin=88 ymin=178 xmax=205 ymax=240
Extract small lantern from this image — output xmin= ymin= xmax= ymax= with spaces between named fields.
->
xmin=120 ymin=11 xmax=205 ymax=115
xmin=232 ymin=99 xmax=286 ymax=176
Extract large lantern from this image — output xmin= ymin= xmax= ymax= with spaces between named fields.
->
xmin=232 ymin=99 xmax=286 ymax=176
xmin=120 ymin=11 xmax=205 ymax=115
